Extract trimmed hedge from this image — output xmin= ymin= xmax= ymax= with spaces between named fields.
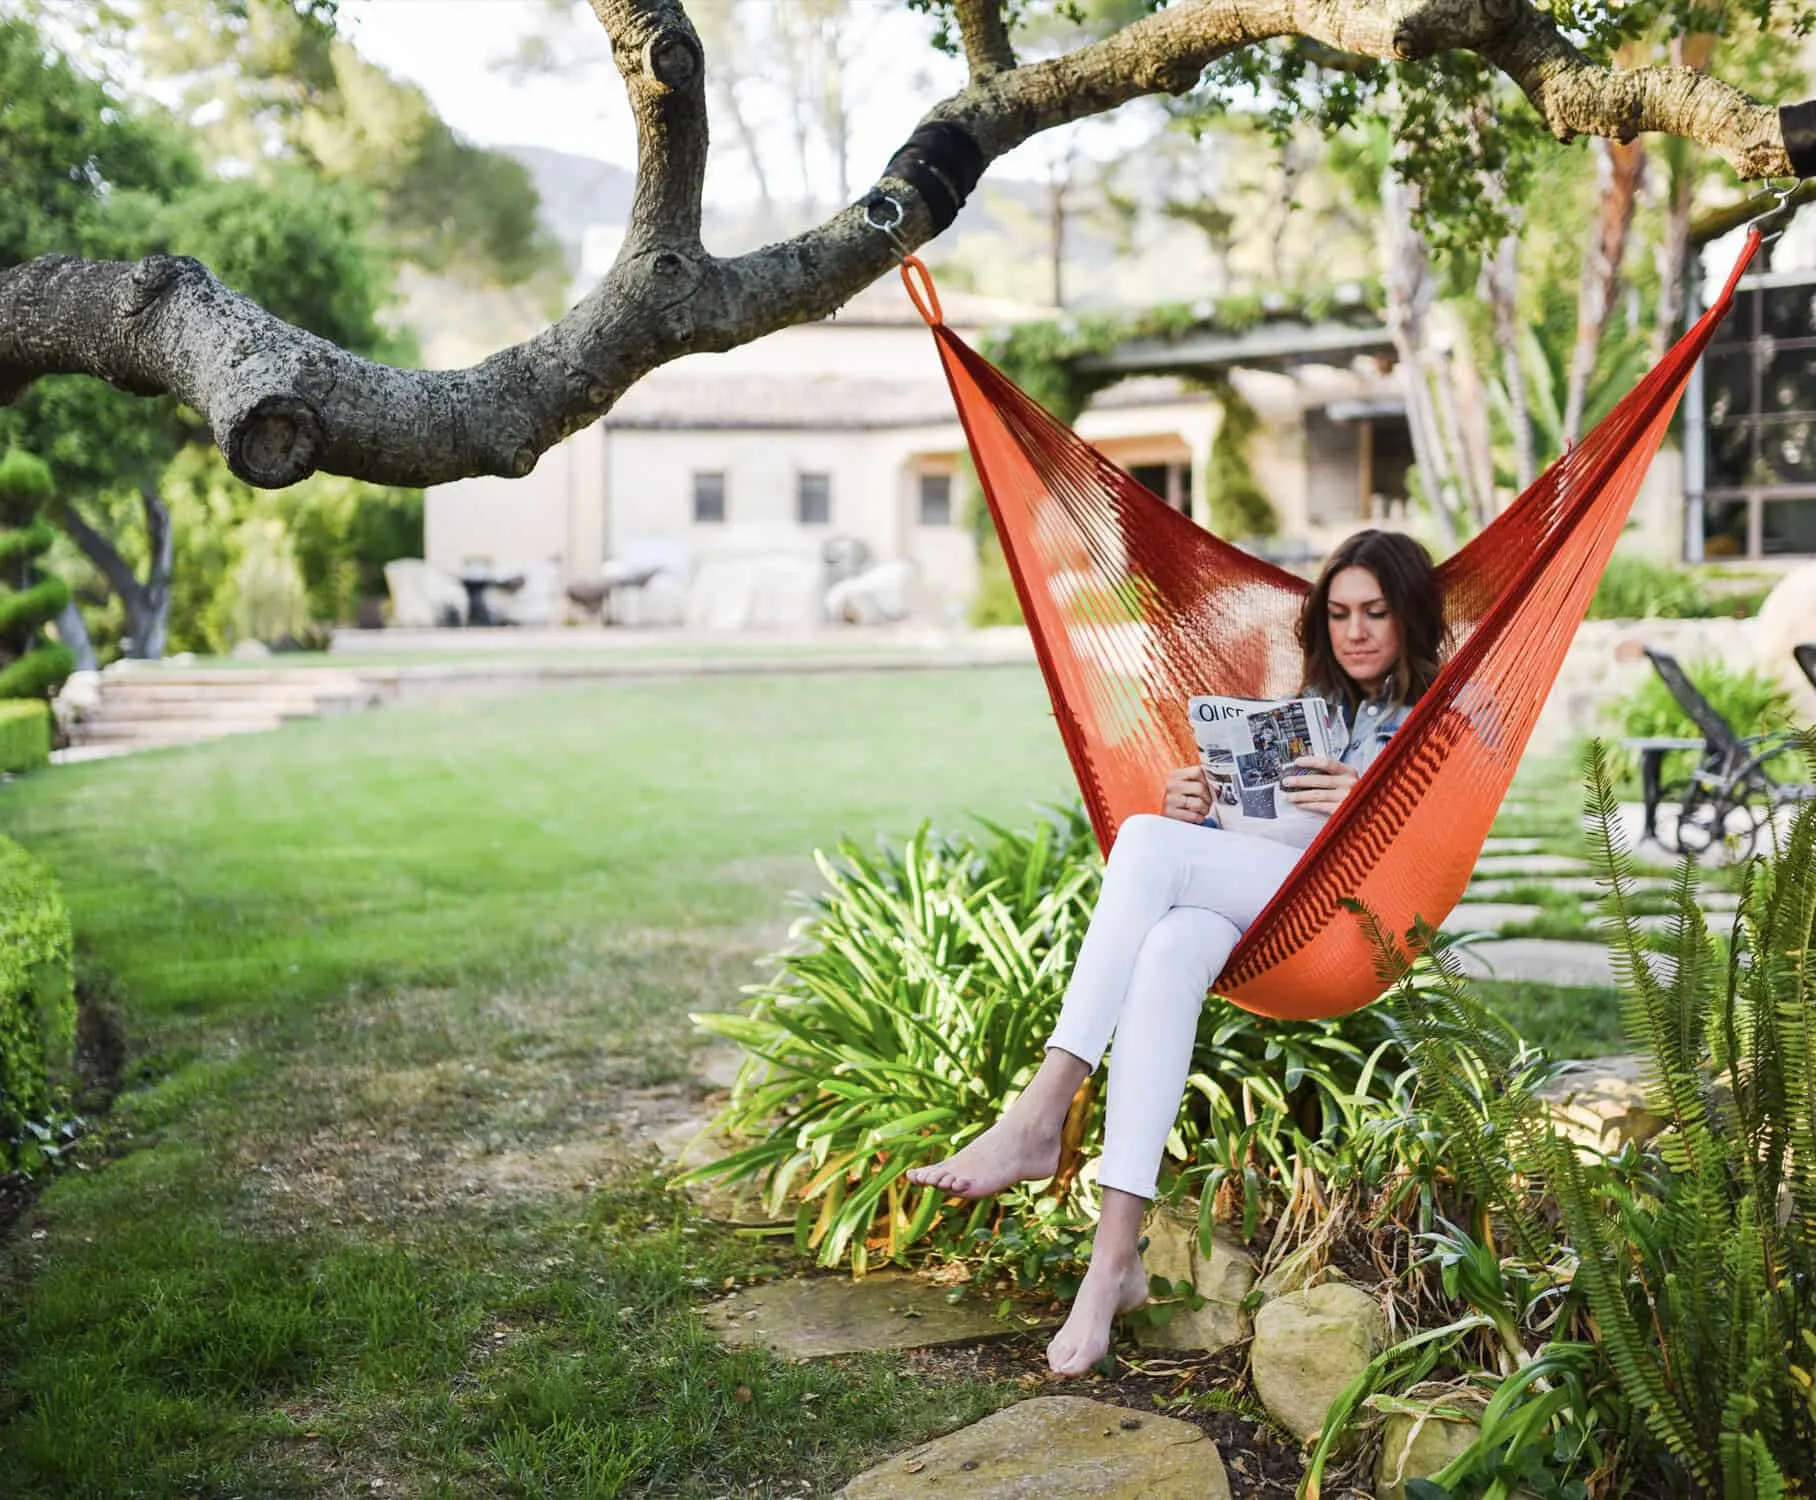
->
xmin=0 ymin=698 xmax=51 ymax=773
xmin=0 ymin=834 xmax=74 ymax=1162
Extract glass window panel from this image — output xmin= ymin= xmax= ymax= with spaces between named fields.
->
xmin=1754 ymin=418 xmax=1816 ymax=485
xmin=1707 ymin=421 xmax=1752 ymax=487
xmin=1764 ymin=284 xmax=1816 ymax=341
xmin=692 ymin=471 xmax=726 ymax=524
xmin=1703 ymin=497 xmax=1750 ymax=559
xmin=1763 ymin=497 xmax=1816 ymax=554
xmin=1760 ymin=346 xmax=1816 ymax=416
xmin=918 ymin=472 xmax=952 ymax=526
xmin=1703 ymin=350 xmax=1751 ymax=426
xmin=796 ymin=472 xmax=831 ymax=526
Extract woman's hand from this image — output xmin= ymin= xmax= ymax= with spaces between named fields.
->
xmin=1162 ymin=765 xmax=1213 ymax=823
xmin=1282 ymin=755 xmax=1360 ymax=814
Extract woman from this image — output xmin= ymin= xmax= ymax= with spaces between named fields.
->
xmin=907 ymin=529 xmax=1445 ymax=1375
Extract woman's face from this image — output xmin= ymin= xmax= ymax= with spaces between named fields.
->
xmin=1325 ymin=565 xmax=1402 ymax=691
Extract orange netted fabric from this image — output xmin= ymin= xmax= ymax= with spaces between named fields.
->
xmin=904 ymin=235 xmax=1760 ymax=1021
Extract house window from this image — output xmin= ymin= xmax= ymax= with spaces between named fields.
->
xmin=1700 ymin=274 xmax=1816 ymax=557
xmin=797 ymin=472 xmax=832 ymax=526
xmin=918 ymin=472 xmax=953 ymax=526
xmin=692 ymin=471 xmax=726 ymax=524
xmin=1130 ymin=461 xmax=1193 ymax=514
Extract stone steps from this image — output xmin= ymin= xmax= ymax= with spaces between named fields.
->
xmin=60 ymin=668 xmax=382 ymax=756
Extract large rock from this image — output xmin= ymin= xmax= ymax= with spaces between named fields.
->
xmin=837 ymin=1396 xmax=1231 ymax=1499
xmin=1134 ymin=1208 xmax=1255 ymax=1353
xmin=1250 ymin=1282 xmax=1386 ymax=1442
xmin=1537 ymin=1054 xmax=1665 ymax=1156
xmin=1375 ymin=1389 xmax=1487 ymax=1500
xmin=699 ymin=1272 xmax=1038 ymax=1358
xmin=1756 ymin=563 xmax=1816 ymax=721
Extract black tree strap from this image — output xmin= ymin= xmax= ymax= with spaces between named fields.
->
xmin=1783 ymin=101 xmax=1816 ymax=180
xmin=869 ymin=122 xmax=985 ymax=235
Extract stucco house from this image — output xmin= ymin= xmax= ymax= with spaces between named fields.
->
xmin=423 ymin=268 xmax=1425 ymax=625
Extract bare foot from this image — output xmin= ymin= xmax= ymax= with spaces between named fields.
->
xmin=1046 ymin=1257 xmax=1149 ymax=1377
xmin=904 ymin=1120 xmax=1060 ymax=1199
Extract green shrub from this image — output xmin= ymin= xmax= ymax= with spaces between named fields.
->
xmin=1315 ymin=741 xmax=1816 ymax=1498
xmin=1587 ymin=555 xmax=1767 ymax=622
xmin=0 ymin=699 xmax=50 ymax=774
xmin=686 ymin=807 xmax=1413 ymax=1275
xmin=0 ymin=834 xmax=75 ymax=1172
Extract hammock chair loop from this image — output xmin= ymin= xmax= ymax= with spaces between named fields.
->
xmin=908 ymin=231 xmax=1762 ymax=1021
xmin=899 ymin=256 xmax=943 ymax=328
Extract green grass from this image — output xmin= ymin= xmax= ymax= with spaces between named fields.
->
xmin=0 ymin=668 xmax=1071 ymax=1498
xmin=0 ymin=670 xmax=1651 ymax=1494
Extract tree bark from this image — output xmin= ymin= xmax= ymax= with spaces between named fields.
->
xmin=56 ymin=488 xmax=174 ymax=660
xmin=1482 ymin=228 xmax=1534 ymax=494
xmin=1383 ymin=171 xmax=1461 ymax=549
xmin=1 ymin=0 xmax=1804 ymax=493
xmin=54 ymin=598 xmax=97 ymax=674
xmin=1563 ymin=135 xmax=1647 ymax=444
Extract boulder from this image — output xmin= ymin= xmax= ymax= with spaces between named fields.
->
xmin=1134 ymin=1207 xmax=1255 ymax=1353
xmin=1756 ymin=564 xmax=1816 ymax=721
xmin=1250 ymin=1282 xmax=1386 ymax=1442
xmin=837 ymin=1396 xmax=1231 ymax=1499
xmin=1375 ymin=1390 xmax=1486 ymax=1500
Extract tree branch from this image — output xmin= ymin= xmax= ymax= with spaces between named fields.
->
xmin=0 ymin=0 xmax=1803 ymax=494
xmin=953 ymin=0 xmax=1017 ymax=79
xmin=56 ymin=498 xmax=146 ymax=610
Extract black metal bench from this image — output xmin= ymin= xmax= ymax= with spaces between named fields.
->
xmin=1623 ymin=647 xmax=1813 ymax=860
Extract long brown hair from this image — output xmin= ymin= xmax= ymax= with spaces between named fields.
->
xmin=1298 ymin=529 xmax=1444 ymax=717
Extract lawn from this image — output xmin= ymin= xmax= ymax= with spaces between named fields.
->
xmin=0 ymin=666 xmax=1628 ymax=1496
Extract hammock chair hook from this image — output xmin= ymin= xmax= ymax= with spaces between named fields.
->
xmin=1758 ymin=179 xmax=1801 ymax=245
xmin=863 ymin=193 xmax=913 ymax=260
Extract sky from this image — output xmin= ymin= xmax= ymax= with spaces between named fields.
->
xmin=333 ymin=0 xmax=1060 ymax=208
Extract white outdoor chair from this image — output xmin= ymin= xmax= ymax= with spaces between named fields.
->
xmin=384 ymin=559 xmax=467 ymax=628
xmin=825 ymin=559 xmax=918 ymax=625
xmin=490 ymin=559 xmax=561 ymax=627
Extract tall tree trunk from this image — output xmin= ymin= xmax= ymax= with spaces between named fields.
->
xmin=55 ymin=485 xmax=174 ymax=660
xmin=1383 ymin=170 xmax=1461 ymax=549
xmin=136 ymin=484 xmax=173 ymax=660
xmin=1653 ymin=33 xmax=1719 ymax=353
xmin=1563 ymin=135 xmax=1647 ymax=443
xmin=54 ymin=598 xmax=98 ymax=673
xmin=1483 ymin=227 xmax=1535 ymax=494
xmin=1048 ymin=165 xmax=1067 ymax=308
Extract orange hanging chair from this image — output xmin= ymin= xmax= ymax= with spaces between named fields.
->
xmin=900 ymin=232 xmax=1763 ymax=1022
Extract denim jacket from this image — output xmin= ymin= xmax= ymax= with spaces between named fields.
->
xmin=1333 ymin=693 xmax=1411 ymax=776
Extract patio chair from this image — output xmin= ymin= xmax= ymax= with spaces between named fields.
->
xmin=1625 ymin=646 xmax=1814 ymax=860
xmin=488 ymin=559 xmax=561 ymax=627
xmin=825 ymin=559 xmax=917 ymax=625
xmin=383 ymin=560 xmax=467 ymax=628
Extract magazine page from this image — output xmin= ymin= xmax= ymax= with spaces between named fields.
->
xmin=1185 ymin=695 xmax=1345 ymax=844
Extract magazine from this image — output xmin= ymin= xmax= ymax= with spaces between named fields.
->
xmin=1186 ymin=694 xmax=1347 ymax=841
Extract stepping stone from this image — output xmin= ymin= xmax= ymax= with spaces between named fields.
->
xmin=1481 ymin=837 xmax=1545 ymax=855
xmin=1469 ymin=876 xmax=1655 ymax=899
xmin=1453 ymin=939 xmax=1671 ymax=989
xmin=1445 ymin=902 xmax=1542 ymax=931
xmin=701 ymin=1271 xmax=1039 ymax=1358
xmin=1471 ymin=854 xmax=1591 ymax=877
xmin=837 ymin=1396 xmax=1231 ymax=1499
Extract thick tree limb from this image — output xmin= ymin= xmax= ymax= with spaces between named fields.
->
xmin=0 ymin=0 xmax=1804 ymax=492
xmin=953 ymin=0 xmax=1017 ymax=79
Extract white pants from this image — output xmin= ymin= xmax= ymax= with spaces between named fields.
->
xmin=1046 ymin=813 xmax=1303 ymax=1199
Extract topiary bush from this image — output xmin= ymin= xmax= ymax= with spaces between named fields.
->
xmin=0 ymin=833 xmax=75 ymax=1173
xmin=0 ymin=699 xmax=51 ymax=774
xmin=0 ymin=448 xmax=75 ymax=702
